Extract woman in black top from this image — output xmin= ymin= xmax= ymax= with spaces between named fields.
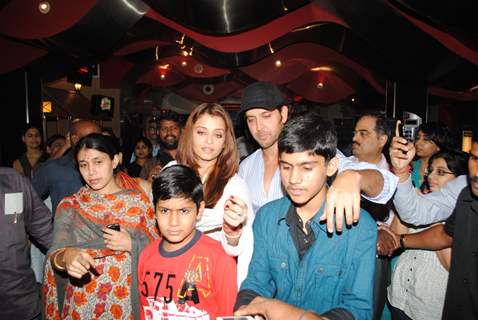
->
xmin=127 ymin=136 xmax=152 ymax=177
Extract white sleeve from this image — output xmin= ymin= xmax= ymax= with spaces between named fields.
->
xmin=393 ymin=175 xmax=466 ymax=225
xmin=217 ymin=176 xmax=255 ymax=286
xmin=336 ymin=150 xmax=398 ymax=204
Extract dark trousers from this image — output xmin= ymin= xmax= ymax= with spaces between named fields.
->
xmin=389 ymin=304 xmax=413 ymax=320
xmin=373 ymin=256 xmax=391 ymax=320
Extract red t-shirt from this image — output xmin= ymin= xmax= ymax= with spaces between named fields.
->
xmin=138 ymin=231 xmax=238 ymax=320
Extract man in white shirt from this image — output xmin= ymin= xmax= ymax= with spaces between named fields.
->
xmin=238 ymin=81 xmax=398 ymax=232
xmin=351 ymin=113 xmax=396 ymax=320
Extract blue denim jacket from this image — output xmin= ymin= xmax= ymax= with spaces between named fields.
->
xmin=240 ymin=197 xmax=377 ymax=319
xmin=32 ymin=149 xmax=83 ymax=213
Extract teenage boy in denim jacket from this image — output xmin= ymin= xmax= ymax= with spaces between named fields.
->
xmin=235 ymin=112 xmax=377 ymax=320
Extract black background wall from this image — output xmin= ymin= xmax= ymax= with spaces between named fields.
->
xmin=0 ymin=69 xmax=43 ymax=167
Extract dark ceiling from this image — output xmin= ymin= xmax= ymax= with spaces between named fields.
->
xmin=0 ymin=0 xmax=477 ymax=110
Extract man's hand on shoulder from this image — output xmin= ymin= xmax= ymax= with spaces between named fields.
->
xmin=321 ymin=170 xmax=361 ymax=233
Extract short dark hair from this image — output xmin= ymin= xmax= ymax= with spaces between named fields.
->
xmin=46 ymin=134 xmax=66 ymax=148
xmin=74 ymin=133 xmax=121 ymax=173
xmin=357 ymin=113 xmax=393 ymax=140
xmin=152 ymin=165 xmax=204 ymax=208
xmin=429 ymin=150 xmax=469 ymax=177
xmin=159 ymin=111 xmax=181 ymax=125
xmin=278 ymin=111 xmax=337 ymax=161
xmin=418 ymin=122 xmax=455 ymax=150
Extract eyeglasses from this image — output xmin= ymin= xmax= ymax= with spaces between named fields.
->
xmin=425 ymin=168 xmax=454 ymax=177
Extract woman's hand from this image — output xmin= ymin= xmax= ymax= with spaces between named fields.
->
xmin=62 ymin=248 xmax=96 ymax=279
xmin=103 ymin=227 xmax=132 ymax=252
xmin=223 ymin=195 xmax=248 ymax=228
xmin=147 ymin=164 xmax=162 ymax=183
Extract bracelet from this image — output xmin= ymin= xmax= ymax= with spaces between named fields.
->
xmin=224 ymin=229 xmax=243 ymax=239
xmin=52 ymin=250 xmax=66 ymax=271
xmin=400 ymin=234 xmax=406 ymax=250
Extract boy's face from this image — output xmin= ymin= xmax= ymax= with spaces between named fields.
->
xmin=279 ymin=150 xmax=338 ymax=208
xmin=156 ymin=197 xmax=205 ymax=252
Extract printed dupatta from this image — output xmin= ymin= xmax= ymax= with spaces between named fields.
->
xmin=43 ymin=186 xmax=158 ymax=319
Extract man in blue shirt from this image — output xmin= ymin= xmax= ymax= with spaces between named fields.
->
xmin=32 ymin=119 xmax=101 ymax=213
xmin=235 ymin=112 xmax=377 ymax=320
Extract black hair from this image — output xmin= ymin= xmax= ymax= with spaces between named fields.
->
xmin=152 ymin=165 xmax=204 ymax=208
xmin=356 ymin=113 xmax=393 ymax=140
xmin=278 ymin=111 xmax=337 ymax=161
xmin=134 ymin=136 xmax=153 ymax=152
xmin=22 ymin=123 xmax=42 ymax=137
xmin=74 ymin=133 xmax=121 ymax=174
xmin=46 ymin=134 xmax=66 ymax=148
xmin=428 ymin=149 xmax=469 ymax=177
xmin=418 ymin=122 xmax=455 ymax=150
xmin=159 ymin=110 xmax=181 ymax=125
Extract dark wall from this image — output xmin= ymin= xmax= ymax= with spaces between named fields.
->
xmin=0 ymin=69 xmax=43 ymax=166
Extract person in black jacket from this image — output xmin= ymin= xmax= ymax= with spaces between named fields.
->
xmin=0 ymin=167 xmax=53 ymax=320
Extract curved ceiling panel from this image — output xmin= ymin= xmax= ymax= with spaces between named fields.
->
xmin=0 ymin=0 xmax=96 ymax=39
xmin=287 ymin=71 xmax=355 ymax=104
xmin=176 ymin=81 xmax=242 ymax=103
xmin=137 ymin=68 xmax=185 ymax=87
xmin=145 ymin=2 xmax=348 ymax=53
xmin=385 ymin=1 xmax=478 ymax=65
xmin=391 ymin=0 xmax=477 ymax=51
xmin=240 ymin=42 xmax=384 ymax=93
xmin=143 ymin=0 xmax=311 ymax=35
xmin=0 ymin=36 xmax=47 ymax=74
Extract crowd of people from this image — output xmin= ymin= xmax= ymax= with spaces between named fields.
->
xmin=1 ymin=80 xmax=476 ymax=320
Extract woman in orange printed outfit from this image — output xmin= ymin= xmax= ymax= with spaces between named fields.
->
xmin=43 ymin=133 xmax=158 ymax=320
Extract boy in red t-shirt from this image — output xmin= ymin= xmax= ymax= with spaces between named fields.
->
xmin=138 ymin=165 xmax=238 ymax=320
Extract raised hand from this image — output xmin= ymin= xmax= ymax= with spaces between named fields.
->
xmin=390 ymin=120 xmax=415 ymax=172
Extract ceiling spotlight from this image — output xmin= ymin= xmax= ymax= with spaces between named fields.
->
xmin=181 ymin=61 xmax=187 ymax=67
xmin=351 ymin=97 xmax=356 ymax=102
xmin=194 ymin=63 xmax=204 ymax=74
xmin=38 ymin=1 xmax=50 ymax=14
xmin=275 ymin=60 xmax=282 ymax=68
xmin=181 ymin=50 xmax=189 ymax=57
xmin=160 ymin=74 xmax=166 ymax=80
xmin=74 ymin=83 xmax=82 ymax=92
xmin=317 ymin=82 xmax=324 ymax=89
xmin=188 ymin=46 xmax=194 ymax=56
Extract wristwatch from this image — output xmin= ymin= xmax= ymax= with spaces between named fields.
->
xmin=400 ymin=234 xmax=406 ymax=250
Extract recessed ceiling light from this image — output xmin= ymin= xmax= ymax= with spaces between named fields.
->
xmin=38 ymin=1 xmax=50 ymax=14
xmin=181 ymin=61 xmax=187 ymax=67
xmin=194 ymin=64 xmax=204 ymax=74
xmin=160 ymin=74 xmax=166 ymax=80
xmin=351 ymin=97 xmax=355 ymax=102
xmin=275 ymin=60 xmax=282 ymax=68
xmin=317 ymin=82 xmax=324 ymax=89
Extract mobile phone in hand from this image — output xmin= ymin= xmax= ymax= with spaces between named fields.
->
xmin=106 ymin=223 xmax=120 ymax=231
